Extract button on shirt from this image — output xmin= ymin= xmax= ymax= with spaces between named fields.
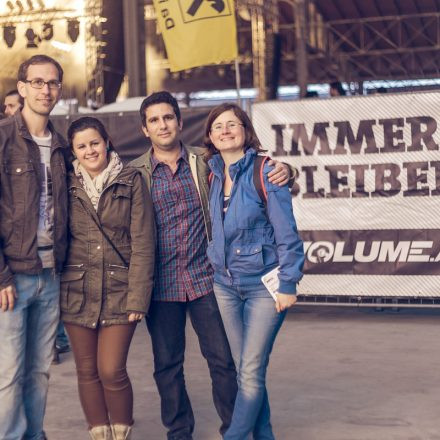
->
xmin=150 ymin=147 xmax=213 ymax=302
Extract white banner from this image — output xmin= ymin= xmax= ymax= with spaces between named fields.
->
xmin=252 ymin=92 xmax=440 ymax=297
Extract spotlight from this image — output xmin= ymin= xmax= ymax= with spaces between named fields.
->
xmin=16 ymin=0 xmax=24 ymax=13
xmin=6 ymin=1 xmax=14 ymax=11
xmin=26 ymin=0 xmax=34 ymax=10
xmin=67 ymin=19 xmax=80 ymax=42
xmin=36 ymin=0 xmax=44 ymax=8
xmin=25 ymin=28 xmax=41 ymax=48
xmin=42 ymin=22 xmax=53 ymax=40
xmin=3 ymin=25 xmax=16 ymax=48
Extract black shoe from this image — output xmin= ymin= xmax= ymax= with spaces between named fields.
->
xmin=51 ymin=347 xmax=60 ymax=365
xmin=56 ymin=343 xmax=70 ymax=354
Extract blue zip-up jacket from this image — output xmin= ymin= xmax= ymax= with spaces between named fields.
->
xmin=207 ymin=148 xmax=304 ymax=294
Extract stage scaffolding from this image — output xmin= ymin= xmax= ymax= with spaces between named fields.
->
xmin=0 ymin=0 xmax=105 ymax=106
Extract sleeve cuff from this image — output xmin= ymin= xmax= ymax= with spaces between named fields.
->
xmin=279 ymin=280 xmax=297 ymax=294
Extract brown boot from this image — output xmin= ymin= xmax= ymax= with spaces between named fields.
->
xmin=110 ymin=424 xmax=132 ymax=440
xmin=89 ymin=425 xmax=112 ymax=440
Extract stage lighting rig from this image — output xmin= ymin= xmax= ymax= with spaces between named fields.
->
xmin=42 ymin=22 xmax=53 ymax=40
xmin=25 ymin=27 xmax=41 ymax=48
xmin=3 ymin=24 xmax=16 ymax=48
xmin=67 ymin=18 xmax=80 ymax=42
xmin=15 ymin=0 xmax=24 ymax=13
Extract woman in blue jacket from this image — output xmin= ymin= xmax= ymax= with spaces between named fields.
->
xmin=204 ymin=103 xmax=304 ymax=440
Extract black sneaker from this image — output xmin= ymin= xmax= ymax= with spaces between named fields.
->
xmin=56 ymin=343 xmax=71 ymax=354
xmin=51 ymin=347 xmax=60 ymax=365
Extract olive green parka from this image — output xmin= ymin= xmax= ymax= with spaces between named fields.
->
xmin=60 ymin=166 xmax=155 ymax=328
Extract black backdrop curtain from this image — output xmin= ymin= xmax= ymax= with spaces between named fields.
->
xmin=51 ymin=107 xmax=211 ymax=163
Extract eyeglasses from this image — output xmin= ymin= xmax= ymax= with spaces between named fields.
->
xmin=23 ymin=78 xmax=62 ymax=90
xmin=211 ymin=121 xmax=244 ymax=133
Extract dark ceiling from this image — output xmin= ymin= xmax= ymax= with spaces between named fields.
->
xmin=309 ymin=0 xmax=440 ymax=82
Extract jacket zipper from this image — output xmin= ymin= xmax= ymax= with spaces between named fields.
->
xmin=220 ymin=170 xmax=235 ymax=278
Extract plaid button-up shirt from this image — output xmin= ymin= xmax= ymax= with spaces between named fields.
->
xmin=150 ymin=147 xmax=213 ymax=302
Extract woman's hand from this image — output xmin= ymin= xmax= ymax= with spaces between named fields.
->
xmin=275 ymin=293 xmax=297 ymax=313
xmin=267 ymin=160 xmax=290 ymax=186
xmin=128 ymin=312 xmax=144 ymax=322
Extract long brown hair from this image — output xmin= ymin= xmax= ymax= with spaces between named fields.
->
xmin=203 ymin=103 xmax=266 ymax=161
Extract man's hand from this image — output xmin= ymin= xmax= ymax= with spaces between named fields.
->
xmin=128 ymin=312 xmax=145 ymax=322
xmin=275 ymin=293 xmax=297 ymax=313
xmin=0 ymin=284 xmax=17 ymax=312
xmin=267 ymin=160 xmax=290 ymax=186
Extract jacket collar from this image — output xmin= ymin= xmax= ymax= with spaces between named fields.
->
xmin=150 ymin=143 xmax=189 ymax=172
xmin=14 ymin=110 xmax=65 ymax=151
xmin=68 ymin=166 xmax=133 ymax=191
xmin=131 ymin=142 xmax=194 ymax=173
xmin=209 ymin=148 xmax=257 ymax=180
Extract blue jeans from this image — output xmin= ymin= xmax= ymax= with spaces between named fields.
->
xmin=0 ymin=269 xmax=60 ymax=440
xmin=146 ymin=292 xmax=237 ymax=440
xmin=56 ymin=320 xmax=69 ymax=348
xmin=213 ymin=282 xmax=286 ymax=440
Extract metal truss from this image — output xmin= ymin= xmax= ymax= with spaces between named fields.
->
xmin=237 ymin=0 xmax=280 ymax=100
xmin=309 ymin=12 xmax=440 ymax=82
xmin=0 ymin=9 xmax=79 ymax=25
xmin=84 ymin=0 xmax=105 ymax=107
xmin=262 ymin=11 xmax=440 ymax=84
xmin=326 ymin=13 xmax=440 ymax=56
xmin=0 ymin=2 xmax=105 ymax=107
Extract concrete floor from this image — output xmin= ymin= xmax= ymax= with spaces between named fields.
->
xmin=44 ymin=306 xmax=440 ymax=440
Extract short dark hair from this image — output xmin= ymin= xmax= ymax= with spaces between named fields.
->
xmin=329 ymin=81 xmax=346 ymax=96
xmin=203 ymin=103 xmax=265 ymax=160
xmin=5 ymin=89 xmax=24 ymax=105
xmin=6 ymin=89 xmax=19 ymax=98
xmin=305 ymin=90 xmax=318 ymax=98
xmin=67 ymin=117 xmax=114 ymax=151
xmin=17 ymin=55 xmax=64 ymax=83
xmin=139 ymin=91 xmax=181 ymax=127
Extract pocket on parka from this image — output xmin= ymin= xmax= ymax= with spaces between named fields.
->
xmin=106 ymin=268 xmax=129 ymax=314
xmin=229 ymin=243 xmax=265 ymax=273
xmin=60 ymin=270 xmax=86 ymax=313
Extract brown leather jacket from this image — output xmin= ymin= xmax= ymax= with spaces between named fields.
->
xmin=0 ymin=111 xmax=69 ymax=288
xmin=60 ymin=166 xmax=155 ymax=328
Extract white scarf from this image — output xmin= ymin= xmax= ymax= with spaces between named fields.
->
xmin=73 ymin=150 xmax=123 ymax=210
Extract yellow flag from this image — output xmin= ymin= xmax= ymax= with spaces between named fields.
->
xmin=153 ymin=0 xmax=238 ymax=72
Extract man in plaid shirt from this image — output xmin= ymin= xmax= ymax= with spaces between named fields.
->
xmin=130 ymin=92 xmax=291 ymax=440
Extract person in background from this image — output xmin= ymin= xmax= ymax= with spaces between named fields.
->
xmin=0 ymin=54 xmax=69 ymax=440
xmin=329 ymin=81 xmax=347 ymax=97
xmin=204 ymin=103 xmax=305 ymax=440
xmin=51 ymin=321 xmax=70 ymax=365
xmin=305 ymin=90 xmax=319 ymax=98
xmin=62 ymin=117 xmax=155 ymax=440
xmin=3 ymin=89 xmax=23 ymax=117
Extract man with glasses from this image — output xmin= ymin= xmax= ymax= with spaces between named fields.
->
xmin=0 ymin=55 xmax=69 ymax=440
